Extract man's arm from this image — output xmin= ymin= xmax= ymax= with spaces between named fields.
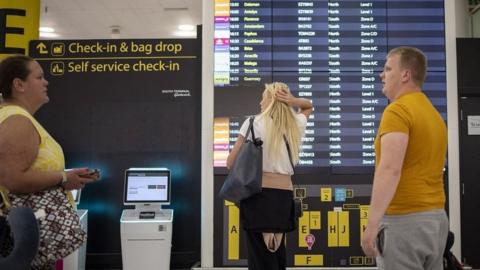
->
xmin=361 ymin=132 xmax=409 ymax=257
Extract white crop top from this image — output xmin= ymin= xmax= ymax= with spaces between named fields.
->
xmin=239 ymin=113 xmax=307 ymax=175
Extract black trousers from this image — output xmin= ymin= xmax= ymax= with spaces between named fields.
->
xmin=245 ymin=230 xmax=286 ymax=270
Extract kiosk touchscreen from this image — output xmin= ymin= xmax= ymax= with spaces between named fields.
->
xmin=123 ymin=168 xmax=171 ymax=217
xmin=120 ymin=168 xmax=173 ymax=270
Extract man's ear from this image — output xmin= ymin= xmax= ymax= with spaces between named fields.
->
xmin=12 ymin=78 xmax=25 ymax=93
xmin=401 ymin=69 xmax=411 ymax=83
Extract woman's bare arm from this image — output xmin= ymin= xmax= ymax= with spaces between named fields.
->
xmin=0 ymin=115 xmax=94 ymax=193
xmin=226 ymin=134 xmax=245 ymax=170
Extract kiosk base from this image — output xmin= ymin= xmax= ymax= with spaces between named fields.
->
xmin=120 ymin=209 xmax=173 ymax=270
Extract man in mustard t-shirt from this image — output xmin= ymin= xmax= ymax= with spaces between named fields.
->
xmin=361 ymin=47 xmax=448 ymax=270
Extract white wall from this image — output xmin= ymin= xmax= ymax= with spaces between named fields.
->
xmin=473 ymin=7 xmax=480 ymax=37
xmin=445 ymin=0 xmax=470 ymax=259
xmin=201 ymin=0 xmax=215 ymax=267
xmin=457 ymin=0 xmax=471 ymax=37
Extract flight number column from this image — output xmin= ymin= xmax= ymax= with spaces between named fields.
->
xmin=272 ymin=0 xmax=329 ymax=167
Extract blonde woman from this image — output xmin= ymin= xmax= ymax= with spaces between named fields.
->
xmin=227 ymin=82 xmax=313 ymax=270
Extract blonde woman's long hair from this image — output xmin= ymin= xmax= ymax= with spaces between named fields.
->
xmin=259 ymin=82 xmax=302 ymax=165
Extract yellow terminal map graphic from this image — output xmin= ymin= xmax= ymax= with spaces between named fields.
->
xmin=221 ymin=184 xmax=373 ymax=266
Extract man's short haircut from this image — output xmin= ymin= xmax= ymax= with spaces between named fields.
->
xmin=387 ymin=46 xmax=427 ymax=86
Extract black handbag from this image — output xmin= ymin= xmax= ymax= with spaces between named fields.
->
xmin=219 ymin=116 xmax=263 ymax=205
xmin=284 ymin=136 xmax=303 ymax=219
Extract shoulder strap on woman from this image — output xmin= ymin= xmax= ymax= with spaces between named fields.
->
xmin=284 ymin=135 xmax=295 ymax=174
xmin=244 ymin=116 xmax=256 ymax=141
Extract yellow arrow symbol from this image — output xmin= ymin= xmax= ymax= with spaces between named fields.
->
xmin=36 ymin=43 xmax=48 ymax=54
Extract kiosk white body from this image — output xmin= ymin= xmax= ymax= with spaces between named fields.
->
xmin=120 ymin=168 xmax=173 ymax=270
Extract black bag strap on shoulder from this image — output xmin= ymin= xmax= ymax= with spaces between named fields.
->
xmin=284 ymin=135 xmax=295 ymax=175
xmin=284 ymin=135 xmax=304 ymax=219
xmin=245 ymin=116 xmax=263 ymax=147
xmin=244 ymin=116 xmax=256 ymax=142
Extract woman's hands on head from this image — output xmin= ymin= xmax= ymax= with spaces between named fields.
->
xmin=62 ymin=168 xmax=99 ymax=190
xmin=275 ymin=89 xmax=296 ymax=107
xmin=275 ymin=89 xmax=313 ymax=117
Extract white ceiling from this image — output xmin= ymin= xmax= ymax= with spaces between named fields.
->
xmin=39 ymin=0 xmax=202 ymax=39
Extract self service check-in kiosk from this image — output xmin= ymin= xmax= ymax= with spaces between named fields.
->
xmin=120 ymin=168 xmax=173 ymax=270
xmin=62 ymin=189 xmax=88 ymax=270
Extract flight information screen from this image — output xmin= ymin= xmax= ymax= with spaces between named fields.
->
xmin=213 ymin=0 xmax=446 ymax=171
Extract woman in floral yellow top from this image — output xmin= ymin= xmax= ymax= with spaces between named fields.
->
xmin=0 ymin=55 xmax=98 ymax=268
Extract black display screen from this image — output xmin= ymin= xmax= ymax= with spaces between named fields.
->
xmin=213 ymin=0 xmax=446 ymax=172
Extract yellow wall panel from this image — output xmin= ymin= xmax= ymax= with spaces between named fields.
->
xmin=298 ymin=211 xmax=310 ymax=247
xmin=224 ymin=200 xmax=235 ymax=206
xmin=0 ymin=0 xmax=39 ymax=59
xmin=360 ymin=218 xmax=368 ymax=243
xmin=227 ymin=205 xmax=240 ymax=260
xmin=309 ymin=211 xmax=321 ymax=230
xmin=327 ymin=211 xmax=338 ymax=247
xmin=360 ymin=205 xmax=369 ymax=219
xmin=338 ymin=211 xmax=350 ymax=247
xmin=294 ymin=254 xmax=324 ymax=266
xmin=320 ymin=188 xmax=332 ymax=202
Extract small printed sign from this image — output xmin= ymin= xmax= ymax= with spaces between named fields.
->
xmin=335 ymin=188 xmax=346 ymax=202
xmin=467 ymin=116 xmax=480 ymax=135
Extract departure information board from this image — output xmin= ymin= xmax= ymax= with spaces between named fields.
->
xmin=213 ymin=0 xmax=446 ymax=171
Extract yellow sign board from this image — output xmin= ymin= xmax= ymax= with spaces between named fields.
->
xmin=294 ymin=254 xmax=323 ymax=266
xmin=328 ymin=210 xmax=350 ymax=247
xmin=0 ymin=0 xmax=40 ymax=59
xmin=320 ymin=188 xmax=332 ymax=202
xmin=227 ymin=205 xmax=240 ymax=260
xmin=298 ymin=211 xmax=310 ymax=247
